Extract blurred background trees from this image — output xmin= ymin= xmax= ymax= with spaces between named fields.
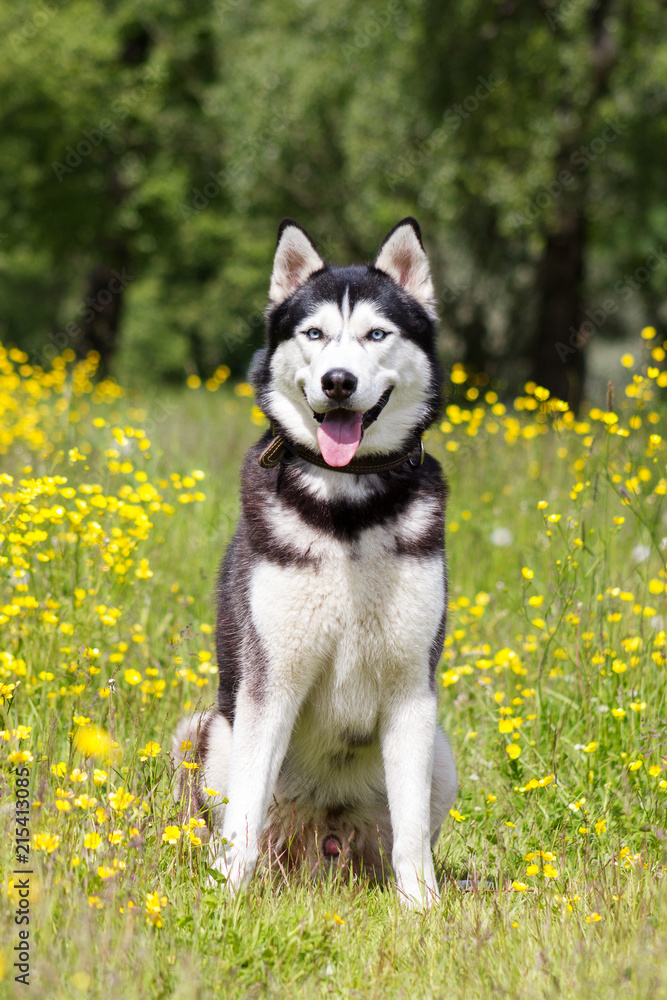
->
xmin=0 ymin=0 xmax=665 ymax=402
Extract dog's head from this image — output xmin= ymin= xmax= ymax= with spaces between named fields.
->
xmin=251 ymin=218 xmax=441 ymax=466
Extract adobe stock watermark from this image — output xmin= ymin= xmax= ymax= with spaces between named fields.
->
xmin=9 ymin=0 xmax=71 ymax=51
xmin=341 ymin=0 xmax=410 ymax=62
xmin=51 ymin=66 xmax=167 ymax=182
xmin=509 ymin=119 xmax=627 ymax=232
xmin=180 ymin=104 xmax=297 ymax=221
xmin=556 ymin=245 xmax=666 ymax=362
xmin=385 ymin=71 xmax=506 ymax=190
xmin=34 ymin=268 xmax=134 ymax=368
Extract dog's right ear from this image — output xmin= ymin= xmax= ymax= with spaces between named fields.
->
xmin=269 ymin=219 xmax=325 ymax=307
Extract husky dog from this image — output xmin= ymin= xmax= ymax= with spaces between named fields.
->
xmin=173 ymin=218 xmax=457 ymax=907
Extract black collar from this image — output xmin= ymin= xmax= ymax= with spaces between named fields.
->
xmin=258 ymin=433 xmax=424 ymax=474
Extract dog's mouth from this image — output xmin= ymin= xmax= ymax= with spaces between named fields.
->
xmin=310 ymin=387 xmax=393 ymax=468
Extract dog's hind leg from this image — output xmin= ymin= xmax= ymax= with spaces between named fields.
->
xmin=172 ymin=710 xmax=232 ymax=832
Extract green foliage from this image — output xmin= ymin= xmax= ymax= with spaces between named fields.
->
xmin=0 ymin=0 xmax=666 ymax=387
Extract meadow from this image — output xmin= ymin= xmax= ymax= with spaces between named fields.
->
xmin=1 ymin=335 xmax=667 ymax=999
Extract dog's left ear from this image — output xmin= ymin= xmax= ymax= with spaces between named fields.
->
xmin=374 ymin=218 xmax=436 ymax=314
xmin=269 ymin=219 xmax=325 ymax=307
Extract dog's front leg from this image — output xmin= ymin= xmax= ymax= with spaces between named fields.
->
xmin=380 ymin=689 xmax=439 ymax=907
xmin=209 ymin=683 xmax=302 ymax=893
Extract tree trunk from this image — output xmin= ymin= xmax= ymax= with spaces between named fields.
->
xmin=532 ymin=209 xmax=586 ymax=411
xmin=75 ymin=263 xmax=127 ymax=379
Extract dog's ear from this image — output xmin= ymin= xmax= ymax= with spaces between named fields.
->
xmin=374 ymin=218 xmax=436 ymax=314
xmin=269 ymin=219 xmax=325 ymax=306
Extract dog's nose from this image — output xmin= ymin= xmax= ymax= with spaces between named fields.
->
xmin=321 ymin=369 xmax=358 ymax=401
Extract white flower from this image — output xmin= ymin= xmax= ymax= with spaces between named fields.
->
xmin=490 ymin=527 xmax=513 ymax=547
xmin=632 ymin=544 xmax=651 ymax=562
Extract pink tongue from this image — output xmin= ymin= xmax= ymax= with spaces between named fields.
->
xmin=317 ymin=410 xmax=363 ymax=467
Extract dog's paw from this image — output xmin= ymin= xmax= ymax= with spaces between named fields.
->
xmin=395 ymin=870 xmax=440 ymax=910
xmin=207 ymin=842 xmax=253 ymax=893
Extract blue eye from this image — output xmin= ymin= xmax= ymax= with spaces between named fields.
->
xmin=368 ymin=329 xmax=387 ymax=342
xmin=305 ymin=329 xmax=322 ymax=340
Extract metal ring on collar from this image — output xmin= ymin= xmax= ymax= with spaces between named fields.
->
xmin=408 ymin=437 xmax=424 ymax=468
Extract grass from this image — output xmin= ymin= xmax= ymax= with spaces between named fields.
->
xmin=1 ymin=337 xmax=667 ymax=999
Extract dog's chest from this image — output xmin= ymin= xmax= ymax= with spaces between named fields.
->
xmin=248 ymin=500 xmax=445 ymax=711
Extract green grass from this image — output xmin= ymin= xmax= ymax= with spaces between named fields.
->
xmin=1 ymin=344 xmax=667 ymax=999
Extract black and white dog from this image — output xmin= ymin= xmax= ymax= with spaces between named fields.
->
xmin=174 ymin=218 xmax=457 ymax=907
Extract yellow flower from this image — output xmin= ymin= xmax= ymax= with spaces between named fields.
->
xmin=124 ymin=669 xmax=142 ymax=686
xmin=499 ymin=720 xmax=514 ymax=734
xmin=108 ymin=787 xmax=135 ymax=812
xmin=145 ymin=891 xmax=168 ymax=927
xmin=628 ymin=760 xmax=643 ymax=771
xmin=93 ymin=769 xmax=108 ymax=786
xmin=526 ymin=864 xmax=539 ymax=876
xmin=595 ymin=818 xmax=607 ymax=835
xmin=521 ymin=567 xmax=534 ymax=580
xmin=139 ymin=741 xmax=161 ymax=761
xmin=506 ymin=743 xmax=521 ymax=759
xmin=84 ymin=832 xmax=102 ymax=850
xmin=74 ymin=725 xmax=110 ymax=759
xmin=512 ymin=881 xmax=529 ymax=891
xmin=583 ymin=742 xmax=598 ymax=753
xmin=162 ymin=825 xmax=181 ymax=844
xmin=33 ymin=833 xmax=60 ymax=853
xmin=543 ymin=864 xmax=558 ymax=879
xmin=586 ymin=912 xmax=602 ymax=923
